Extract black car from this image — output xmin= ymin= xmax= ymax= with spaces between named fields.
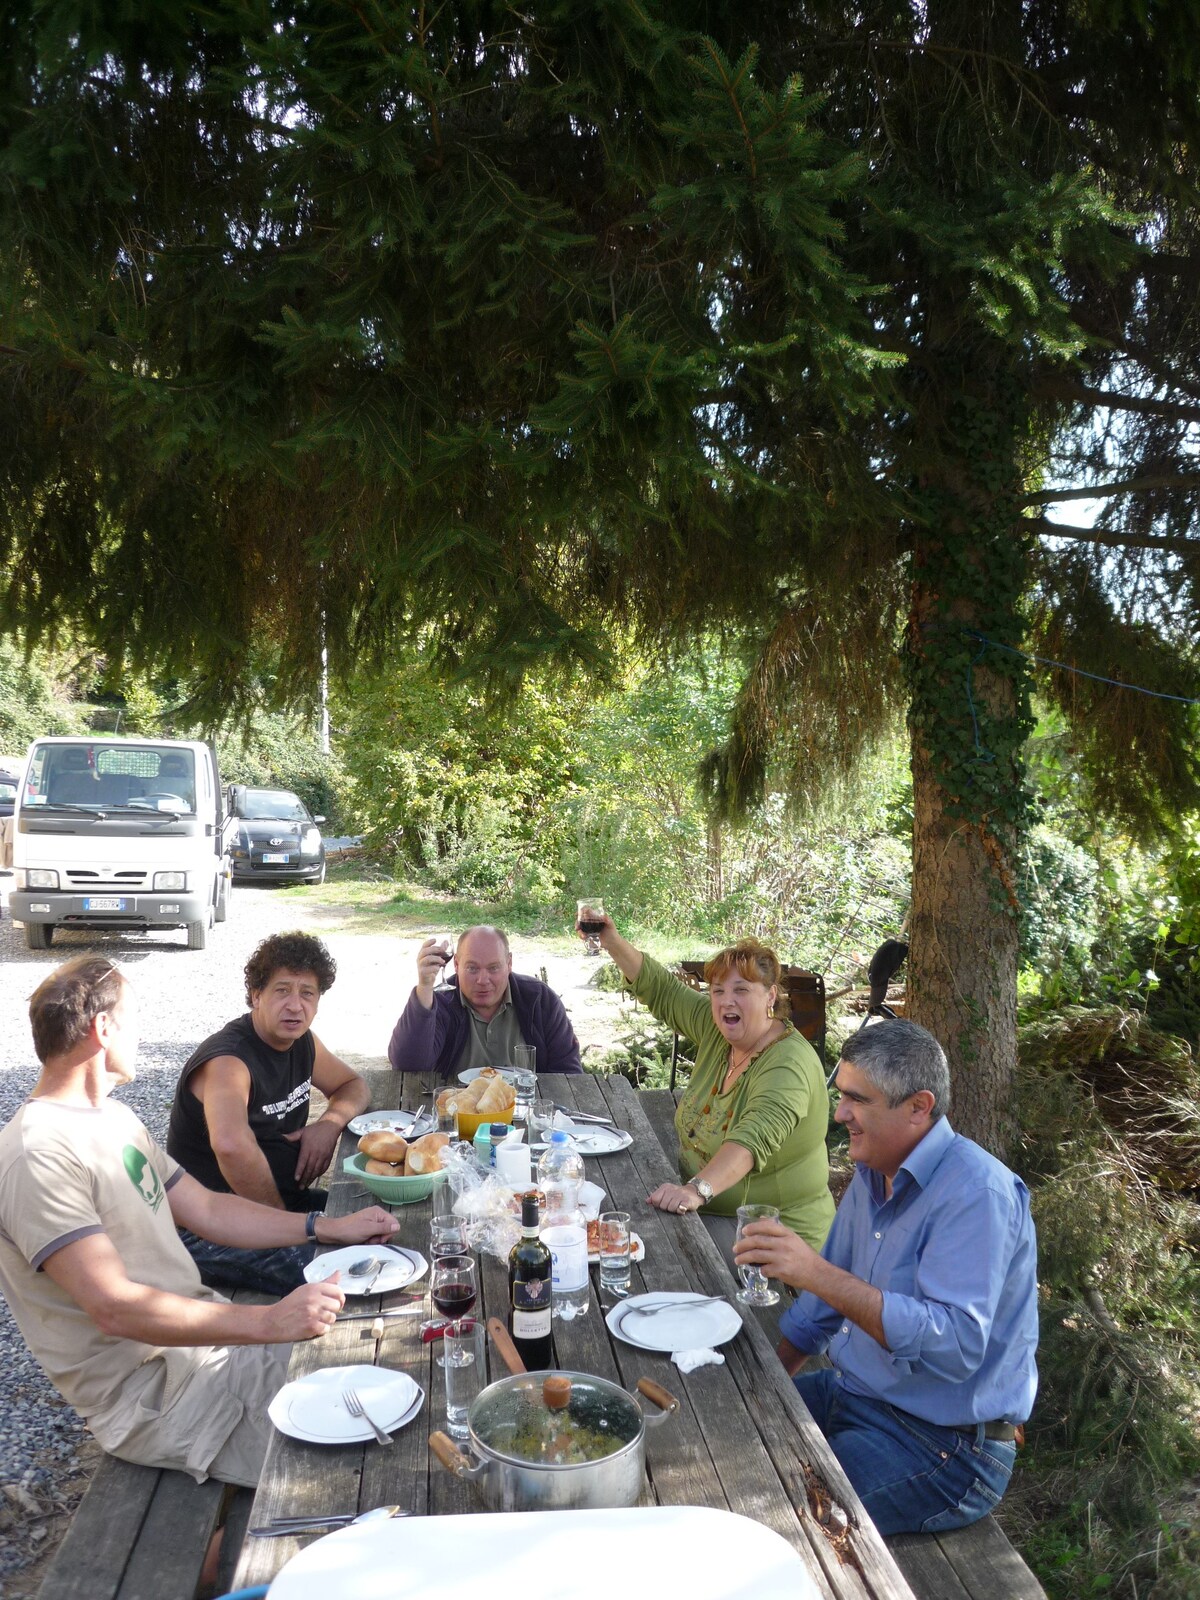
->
xmin=225 ymin=786 xmax=326 ymax=884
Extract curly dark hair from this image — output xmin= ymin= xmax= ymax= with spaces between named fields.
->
xmin=244 ymin=932 xmax=337 ymax=1004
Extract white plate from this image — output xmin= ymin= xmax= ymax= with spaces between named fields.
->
xmin=267 ymin=1506 xmax=821 ymax=1600
xmin=571 ymin=1126 xmax=632 ymax=1156
xmin=268 ymin=1364 xmax=423 ymax=1445
xmin=347 ymin=1110 xmax=428 ymax=1138
xmin=606 ymin=1291 xmax=742 ymax=1352
xmin=304 ymin=1245 xmax=427 ymax=1297
xmin=457 ymin=1066 xmax=519 ymax=1086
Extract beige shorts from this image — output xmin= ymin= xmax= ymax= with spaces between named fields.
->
xmin=89 ymin=1342 xmax=291 ymax=1487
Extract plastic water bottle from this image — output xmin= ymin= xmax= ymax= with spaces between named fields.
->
xmin=537 ymin=1131 xmax=590 ymax=1320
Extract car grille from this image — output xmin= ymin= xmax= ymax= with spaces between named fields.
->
xmin=65 ymin=868 xmax=150 ymax=891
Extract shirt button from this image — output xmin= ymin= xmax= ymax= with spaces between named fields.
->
xmin=841 ymin=1324 xmax=849 ymax=1334
xmin=874 ymin=1231 xmax=882 ymax=1239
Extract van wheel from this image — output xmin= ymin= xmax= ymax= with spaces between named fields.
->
xmin=24 ymin=922 xmax=53 ymax=950
xmin=186 ymin=919 xmax=207 ymax=951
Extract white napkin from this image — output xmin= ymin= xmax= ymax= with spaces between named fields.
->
xmin=672 ymin=1347 xmax=726 ymax=1373
xmin=578 ymin=1180 xmax=606 ymax=1220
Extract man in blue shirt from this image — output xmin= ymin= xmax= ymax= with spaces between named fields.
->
xmin=734 ymin=1018 xmax=1038 ymax=1536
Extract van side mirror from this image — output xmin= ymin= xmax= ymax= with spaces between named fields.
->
xmin=313 ymin=815 xmax=326 ymax=825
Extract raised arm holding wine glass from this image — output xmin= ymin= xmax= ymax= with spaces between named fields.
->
xmin=585 ymin=912 xmax=835 ymax=1254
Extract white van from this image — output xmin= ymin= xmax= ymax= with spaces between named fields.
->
xmin=8 ymin=737 xmax=231 ymax=951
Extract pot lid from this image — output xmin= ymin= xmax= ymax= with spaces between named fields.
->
xmin=470 ymin=1373 xmax=642 ymax=1467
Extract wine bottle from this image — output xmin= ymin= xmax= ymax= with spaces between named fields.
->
xmin=509 ymin=1193 xmax=553 ymax=1370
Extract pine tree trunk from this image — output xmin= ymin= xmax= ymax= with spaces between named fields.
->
xmin=908 ymin=729 xmax=1019 ymax=1154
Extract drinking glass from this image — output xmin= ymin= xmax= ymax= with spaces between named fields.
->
xmin=734 ymin=1204 xmax=781 ymax=1307
xmin=512 ymin=1046 xmax=537 ymax=1122
xmin=443 ymin=1320 xmax=484 ymax=1441
xmin=431 ymin=1253 xmax=476 ymax=1325
xmin=598 ymin=1210 xmax=632 ymax=1297
xmin=575 ymin=897 xmax=606 ymax=936
xmin=430 ymin=1212 xmax=468 ymax=1258
xmin=437 ymin=1104 xmax=459 ymax=1136
xmin=528 ymin=1099 xmax=555 ymax=1146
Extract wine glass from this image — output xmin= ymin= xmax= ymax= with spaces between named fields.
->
xmin=430 ymin=1212 xmax=469 ymax=1257
xmin=430 ymin=1253 xmax=477 ymax=1331
xmin=734 ymin=1204 xmax=781 ymax=1307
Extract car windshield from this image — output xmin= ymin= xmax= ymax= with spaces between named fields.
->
xmin=239 ymin=789 xmax=310 ymax=822
xmin=24 ymin=743 xmax=197 ymax=813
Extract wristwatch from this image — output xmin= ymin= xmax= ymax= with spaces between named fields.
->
xmin=687 ymin=1177 xmax=715 ymax=1204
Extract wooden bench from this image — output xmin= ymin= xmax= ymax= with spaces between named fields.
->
xmin=36 ymin=1286 xmax=272 ymax=1600
xmin=639 ymin=1088 xmax=1046 ymax=1600
xmin=35 ymin=1456 xmax=253 ymax=1600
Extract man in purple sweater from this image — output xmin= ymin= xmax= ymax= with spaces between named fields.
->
xmin=388 ymin=925 xmax=582 ymax=1080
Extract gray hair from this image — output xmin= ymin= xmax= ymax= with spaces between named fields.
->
xmin=840 ymin=1019 xmax=950 ymax=1119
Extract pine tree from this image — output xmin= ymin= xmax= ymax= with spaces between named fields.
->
xmin=3 ymin=3 xmax=1199 ymax=1148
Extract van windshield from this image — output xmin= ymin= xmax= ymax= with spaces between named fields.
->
xmin=24 ymin=744 xmax=198 ymax=814
xmin=237 ymin=789 xmax=310 ymax=822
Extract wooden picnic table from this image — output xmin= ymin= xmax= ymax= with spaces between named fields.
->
xmin=232 ymin=1069 xmax=916 ymax=1600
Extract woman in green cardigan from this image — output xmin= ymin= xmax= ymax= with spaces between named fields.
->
xmin=591 ymin=916 xmax=834 ymax=1252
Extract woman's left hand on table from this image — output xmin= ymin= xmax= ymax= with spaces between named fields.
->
xmin=649 ymin=1181 xmax=703 ymax=1214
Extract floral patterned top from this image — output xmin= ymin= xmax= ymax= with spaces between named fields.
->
xmin=633 ymin=956 xmax=834 ymax=1249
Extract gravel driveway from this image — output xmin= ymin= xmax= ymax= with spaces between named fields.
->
xmin=0 ymin=884 xmax=626 ymax=1594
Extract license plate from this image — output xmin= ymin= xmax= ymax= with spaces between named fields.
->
xmin=83 ymin=896 xmax=126 ymax=911
xmin=262 ymin=853 xmax=291 ymax=864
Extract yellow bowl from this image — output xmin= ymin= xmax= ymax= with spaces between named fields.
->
xmin=456 ymin=1104 xmax=515 ymax=1145
xmin=342 ymin=1152 xmax=448 ymax=1205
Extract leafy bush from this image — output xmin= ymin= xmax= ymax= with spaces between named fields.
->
xmin=0 ymin=639 xmax=91 ymax=751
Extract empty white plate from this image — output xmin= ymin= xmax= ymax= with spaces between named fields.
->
xmin=606 ymin=1292 xmax=742 ymax=1352
xmin=269 ymin=1365 xmax=422 ymax=1445
xmin=571 ymin=1126 xmax=633 ymax=1156
xmin=304 ymin=1245 xmax=427 ymax=1297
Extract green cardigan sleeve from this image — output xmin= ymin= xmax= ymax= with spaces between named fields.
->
xmin=725 ymin=1034 xmax=824 ymax=1170
xmin=630 ymin=955 xmax=715 ymax=1047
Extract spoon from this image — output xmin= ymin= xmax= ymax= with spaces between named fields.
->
xmin=249 ymin=1504 xmax=408 ymax=1537
xmin=347 ymin=1255 xmax=383 ymax=1292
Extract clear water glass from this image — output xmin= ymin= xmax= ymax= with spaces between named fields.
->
xmin=734 ymin=1204 xmax=781 ymax=1307
xmin=512 ymin=1047 xmax=537 ymax=1121
xmin=598 ymin=1210 xmax=632 ymax=1297
xmin=443 ymin=1321 xmax=483 ymax=1441
xmin=528 ymin=1099 xmax=555 ymax=1145
xmin=430 ymin=1211 xmax=468 ymax=1257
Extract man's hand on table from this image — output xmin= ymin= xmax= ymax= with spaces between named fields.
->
xmin=318 ymin=1206 xmax=400 ymax=1247
xmin=267 ymin=1277 xmax=346 ymax=1340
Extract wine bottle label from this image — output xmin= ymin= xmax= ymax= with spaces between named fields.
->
xmin=542 ymin=1224 xmax=589 ymax=1292
xmin=512 ymin=1276 xmax=553 ymax=1338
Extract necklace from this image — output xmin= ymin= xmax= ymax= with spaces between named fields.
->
xmin=723 ymin=1020 xmax=779 ymax=1089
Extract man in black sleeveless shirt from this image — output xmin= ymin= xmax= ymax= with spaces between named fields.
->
xmin=168 ymin=932 xmax=370 ymax=1294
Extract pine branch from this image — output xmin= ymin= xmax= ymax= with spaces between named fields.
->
xmin=1032 ymin=375 xmax=1200 ymax=426
xmin=1031 ymin=518 xmax=1200 ymax=554
xmin=1024 ymin=472 xmax=1200 ymax=506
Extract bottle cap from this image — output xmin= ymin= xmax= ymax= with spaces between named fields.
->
xmin=550 ymin=1130 xmax=569 ymax=1144
xmin=490 ymin=1123 xmax=509 ymax=1137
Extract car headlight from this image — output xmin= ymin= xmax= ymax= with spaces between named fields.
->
xmin=27 ymin=869 xmax=59 ymax=889
xmin=154 ymin=871 xmax=188 ymax=891
xmin=302 ymin=828 xmax=322 ymax=854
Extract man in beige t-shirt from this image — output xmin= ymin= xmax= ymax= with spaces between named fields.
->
xmin=0 ymin=956 xmax=399 ymax=1486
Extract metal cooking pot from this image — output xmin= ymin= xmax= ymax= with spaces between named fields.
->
xmin=429 ymin=1318 xmax=678 ymax=1512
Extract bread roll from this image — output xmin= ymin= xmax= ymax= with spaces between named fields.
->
xmin=359 ymin=1130 xmax=409 ymax=1165
xmin=406 ymin=1131 xmax=451 ymax=1174
xmin=364 ymin=1156 xmax=405 ymax=1176
xmin=476 ymin=1075 xmax=516 ymax=1115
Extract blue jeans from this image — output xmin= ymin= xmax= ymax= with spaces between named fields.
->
xmin=795 ymin=1368 xmax=1017 ymax=1535
xmin=178 ymin=1189 xmax=324 ymax=1298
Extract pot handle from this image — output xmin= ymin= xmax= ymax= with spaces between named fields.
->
xmin=487 ymin=1316 xmax=528 ymax=1376
xmin=636 ymin=1378 xmax=680 ymax=1422
xmin=430 ymin=1431 xmax=485 ymax=1481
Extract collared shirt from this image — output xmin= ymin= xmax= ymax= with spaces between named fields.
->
xmin=456 ymin=985 xmax=524 ymax=1073
xmin=779 ymin=1117 xmax=1038 ymax=1426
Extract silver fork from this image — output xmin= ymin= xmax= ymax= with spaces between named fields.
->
xmin=624 ymin=1295 xmax=728 ymax=1318
xmin=342 ymin=1385 xmax=392 ymax=1445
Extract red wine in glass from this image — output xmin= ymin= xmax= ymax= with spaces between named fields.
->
xmin=432 ymin=1282 xmax=477 ymax=1319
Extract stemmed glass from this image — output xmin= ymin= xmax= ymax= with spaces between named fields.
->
xmin=430 ymin=1212 xmax=469 ymax=1258
xmin=734 ymin=1204 xmax=781 ymax=1307
xmin=431 ymin=1254 xmax=477 ymax=1329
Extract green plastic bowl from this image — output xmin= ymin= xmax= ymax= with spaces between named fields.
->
xmin=342 ymin=1152 xmax=449 ymax=1205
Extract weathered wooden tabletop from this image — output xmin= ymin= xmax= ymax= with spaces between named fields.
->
xmin=232 ymin=1069 xmax=916 ymax=1599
